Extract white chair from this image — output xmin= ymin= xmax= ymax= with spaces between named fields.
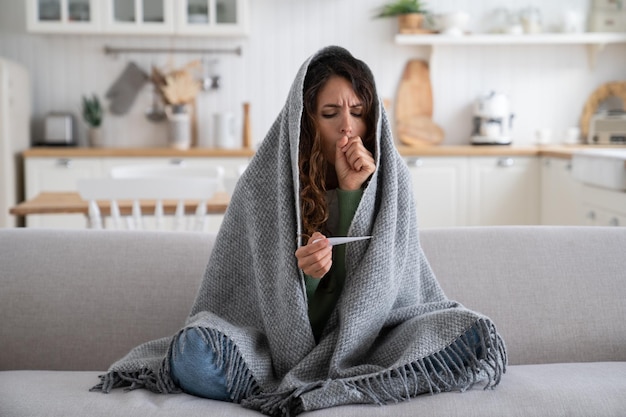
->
xmin=110 ymin=164 xmax=225 ymax=181
xmin=76 ymin=176 xmax=220 ymax=232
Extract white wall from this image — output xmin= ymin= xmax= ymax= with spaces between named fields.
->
xmin=0 ymin=0 xmax=625 ymax=148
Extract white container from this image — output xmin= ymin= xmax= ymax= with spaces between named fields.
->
xmin=166 ymin=105 xmax=191 ymax=150
xmin=213 ymin=112 xmax=237 ymax=149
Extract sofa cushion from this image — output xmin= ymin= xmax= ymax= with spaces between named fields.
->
xmin=2 ymin=362 xmax=625 ymax=417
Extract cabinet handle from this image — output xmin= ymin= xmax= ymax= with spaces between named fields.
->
xmin=406 ymin=157 xmax=423 ymax=168
xmin=543 ymin=158 xmax=551 ymax=167
xmin=56 ymin=158 xmax=72 ymax=168
xmin=565 ymin=161 xmax=573 ymax=171
xmin=586 ymin=210 xmax=596 ymax=220
xmin=169 ymin=159 xmax=185 ymax=166
xmin=609 ymin=217 xmax=620 ymax=227
xmin=497 ymin=157 xmax=514 ymax=167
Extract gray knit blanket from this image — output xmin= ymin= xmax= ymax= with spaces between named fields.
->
xmin=92 ymin=46 xmax=506 ymax=416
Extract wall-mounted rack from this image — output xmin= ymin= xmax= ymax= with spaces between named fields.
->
xmin=103 ymin=45 xmax=242 ymax=56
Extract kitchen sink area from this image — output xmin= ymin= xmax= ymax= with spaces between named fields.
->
xmin=571 ymin=148 xmax=626 ymax=227
xmin=572 ymin=148 xmax=626 ymax=191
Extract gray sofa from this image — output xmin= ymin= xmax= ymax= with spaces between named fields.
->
xmin=1 ymin=226 xmax=625 ymax=417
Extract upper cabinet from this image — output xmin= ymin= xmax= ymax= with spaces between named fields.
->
xmin=26 ymin=0 xmax=249 ymax=36
xmin=26 ymin=0 xmax=102 ymax=33
xmin=102 ymin=0 xmax=175 ymax=34
xmin=175 ymin=0 xmax=248 ymax=36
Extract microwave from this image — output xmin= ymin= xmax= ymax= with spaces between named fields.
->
xmin=587 ymin=112 xmax=626 ymax=145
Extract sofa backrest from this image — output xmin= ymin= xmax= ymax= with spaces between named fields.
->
xmin=420 ymin=226 xmax=626 ymax=366
xmin=1 ymin=226 xmax=624 ymax=371
xmin=0 ymin=229 xmax=214 ymax=371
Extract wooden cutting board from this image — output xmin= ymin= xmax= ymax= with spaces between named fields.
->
xmin=395 ymin=60 xmax=444 ymax=146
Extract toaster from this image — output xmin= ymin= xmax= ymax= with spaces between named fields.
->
xmin=41 ymin=112 xmax=76 ymax=146
xmin=587 ymin=112 xmax=626 ymax=145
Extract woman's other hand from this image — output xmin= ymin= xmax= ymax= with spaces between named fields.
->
xmin=335 ymin=135 xmax=375 ymax=191
xmin=295 ymin=232 xmax=333 ymax=279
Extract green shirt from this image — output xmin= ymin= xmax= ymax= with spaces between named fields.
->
xmin=304 ymin=188 xmax=363 ymax=341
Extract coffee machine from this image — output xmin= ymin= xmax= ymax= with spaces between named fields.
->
xmin=471 ymin=91 xmax=514 ymax=145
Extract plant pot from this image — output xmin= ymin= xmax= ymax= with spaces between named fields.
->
xmin=398 ymin=13 xmax=424 ymax=34
xmin=88 ymin=127 xmax=104 ymax=147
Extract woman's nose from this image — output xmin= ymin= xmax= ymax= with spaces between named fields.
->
xmin=339 ymin=111 xmax=352 ymax=135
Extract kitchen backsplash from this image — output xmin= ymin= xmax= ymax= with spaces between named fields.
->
xmin=0 ymin=0 xmax=624 ymax=148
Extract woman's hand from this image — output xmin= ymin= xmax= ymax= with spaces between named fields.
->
xmin=295 ymin=232 xmax=333 ymax=279
xmin=334 ymin=135 xmax=375 ymax=191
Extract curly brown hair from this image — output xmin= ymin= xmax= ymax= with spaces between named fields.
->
xmin=299 ymin=50 xmax=378 ymax=239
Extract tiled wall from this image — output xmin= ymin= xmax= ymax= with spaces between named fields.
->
xmin=0 ymin=0 xmax=625 ymax=147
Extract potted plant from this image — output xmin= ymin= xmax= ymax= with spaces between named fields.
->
xmin=82 ymin=94 xmax=104 ymax=147
xmin=375 ymin=0 xmax=429 ymax=34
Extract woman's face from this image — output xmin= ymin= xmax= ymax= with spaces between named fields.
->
xmin=315 ymin=75 xmax=367 ymax=166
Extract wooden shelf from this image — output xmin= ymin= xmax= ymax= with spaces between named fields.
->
xmin=395 ymin=32 xmax=626 ymax=46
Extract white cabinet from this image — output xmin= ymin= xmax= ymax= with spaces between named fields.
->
xmin=405 ymin=157 xmax=468 ymax=228
xmin=405 ymin=155 xmax=540 ymax=228
xmin=24 ymin=157 xmax=102 ymax=228
xmin=102 ymin=0 xmax=175 ymax=34
xmin=27 ymin=0 xmax=102 ymax=33
xmin=468 ymin=156 xmax=540 ymax=226
xmin=540 ymin=157 xmax=582 ymax=225
xmin=26 ymin=0 xmax=249 ymax=35
xmin=175 ymin=0 xmax=249 ymax=36
xmin=579 ymin=184 xmax=626 ymax=227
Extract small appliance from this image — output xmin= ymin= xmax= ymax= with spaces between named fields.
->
xmin=587 ymin=111 xmax=626 ymax=145
xmin=40 ymin=112 xmax=76 ymax=146
xmin=471 ymin=91 xmax=514 ymax=145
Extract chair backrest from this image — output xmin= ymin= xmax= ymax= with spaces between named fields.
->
xmin=76 ymin=176 xmax=219 ymax=232
xmin=110 ymin=164 xmax=225 ymax=181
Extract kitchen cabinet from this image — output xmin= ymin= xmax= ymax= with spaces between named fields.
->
xmin=102 ymin=0 xmax=175 ymax=34
xmin=468 ymin=156 xmax=540 ymax=226
xmin=26 ymin=0 xmax=102 ymax=33
xmin=175 ymin=0 xmax=249 ymax=36
xmin=579 ymin=184 xmax=626 ymax=227
xmin=26 ymin=0 xmax=249 ymax=35
xmin=405 ymin=156 xmax=468 ymax=227
xmin=24 ymin=156 xmax=102 ymax=228
xmin=405 ymin=154 xmax=540 ymax=228
xmin=540 ymin=157 xmax=582 ymax=225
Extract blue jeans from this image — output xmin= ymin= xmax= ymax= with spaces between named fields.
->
xmin=170 ymin=330 xmax=231 ymax=401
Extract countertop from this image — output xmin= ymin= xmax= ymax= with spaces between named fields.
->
xmin=22 ymin=144 xmax=616 ymax=159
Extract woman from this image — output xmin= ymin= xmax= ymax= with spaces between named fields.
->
xmin=93 ymin=46 xmax=506 ymax=416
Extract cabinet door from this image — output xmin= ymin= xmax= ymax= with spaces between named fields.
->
xmin=579 ymin=184 xmax=626 ymax=227
xmin=175 ymin=0 xmax=249 ymax=35
xmin=27 ymin=0 xmax=101 ymax=33
xmin=469 ymin=156 xmax=540 ymax=226
xmin=102 ymin=0 xmax=175 ymax=34
xmin=405 ymin=157 xmax=469 ymax=228
xmin=24 ymin=157 xmax=102 ymax=228
xmin=540 ymin=157 xmax=582 ymax=225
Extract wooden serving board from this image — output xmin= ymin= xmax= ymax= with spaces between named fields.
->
xmin=395 ymin=60 xmax=444 ymax=146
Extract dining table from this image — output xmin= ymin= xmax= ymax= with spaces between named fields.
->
xmin=9 ymin=191 xmax=230 ymax=217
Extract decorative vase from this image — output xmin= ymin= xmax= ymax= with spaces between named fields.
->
xmin=398 ymin=13 xmax=424 ymax=34
xmin=88 ymin=126 xmax=104 ymax=147
xmin=166 ymin=104 xmax=191 ymax=150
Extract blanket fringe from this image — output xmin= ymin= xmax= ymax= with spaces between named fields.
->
xmin=244 ymin=318 xmax=506 ymax=417
xmin=91 ymin=327 xmax=261 ymax=403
